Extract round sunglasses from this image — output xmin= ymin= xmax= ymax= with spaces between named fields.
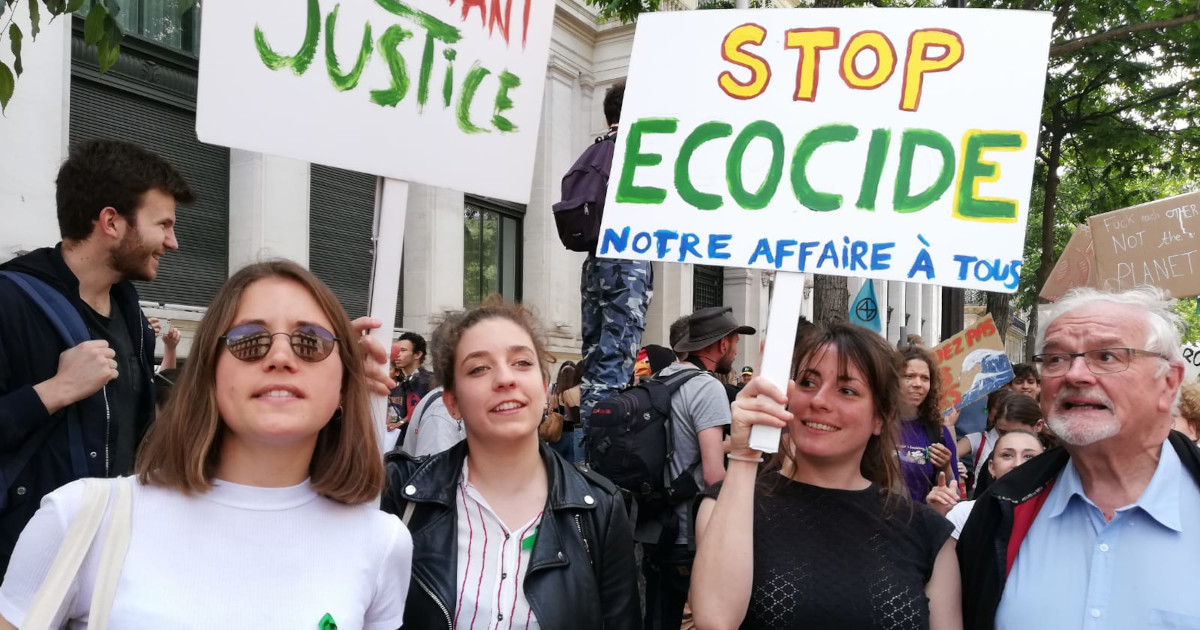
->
xmin=220 ymin=324 xmax=340 ymax=363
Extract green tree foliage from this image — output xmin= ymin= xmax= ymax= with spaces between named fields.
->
xmin=0 ymin=0 xmax=196 ymax=112
xmin=1174 ymin=297 xmax=1200 ymax=344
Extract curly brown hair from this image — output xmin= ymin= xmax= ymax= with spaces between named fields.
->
xmin=900 ymin=345 xmax=943 ymax=432
xmin=1177 ymin=381 xmax=1200 ymax=437
xmin=429 ymin=295 xmax=555 ymax=395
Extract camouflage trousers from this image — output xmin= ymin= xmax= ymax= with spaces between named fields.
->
xmin=579 ymin=256 xmax=653 ymax=427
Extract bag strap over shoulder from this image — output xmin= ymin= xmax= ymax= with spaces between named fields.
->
xmin=0 ymin=271 xmax=93 ymax=493
xmin=22 ymin=477 xmax=133 ymax=630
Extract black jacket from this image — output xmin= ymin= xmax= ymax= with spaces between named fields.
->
xmin=382 ymin=441 xmax=642 ymax=630
xmin=0 ymin=245 xmax=156 ymax=574
xmin=957 ymin=431 xmax=1200 ymax=630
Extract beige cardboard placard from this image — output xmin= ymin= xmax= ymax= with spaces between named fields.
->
xmin=1039 ymin=224 xmax=1097 ymax=302
xmin=929 ymin=314 xmax=1013 ymax=412
xmin=1087 ymin=191 xmax=1200 ymax=298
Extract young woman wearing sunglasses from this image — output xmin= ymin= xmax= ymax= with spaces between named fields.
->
xmin=0 ymin=260 xmax=412 ymax=629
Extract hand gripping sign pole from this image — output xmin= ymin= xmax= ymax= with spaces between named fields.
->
xmin=366 ymin=178 xmax=409 ymax=452
xmin=748 ymin=271 xmax=805 ymax=453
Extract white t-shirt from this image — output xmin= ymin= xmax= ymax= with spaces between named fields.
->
xmin=967 ymin=429 xmax=999 ymax=477
xmin=945 ymin=499 xmax=976 ymax=540
xmin=0 ymin=477 xmax=411 ymax=630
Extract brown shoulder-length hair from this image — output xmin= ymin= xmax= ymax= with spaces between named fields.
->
xmin=136 ymin=260 xmax=384 ymax=504
xmin=900 ymin=345 xmax=943 ymax=433
xmin=760 ymin=323 xmax=904 ymax=495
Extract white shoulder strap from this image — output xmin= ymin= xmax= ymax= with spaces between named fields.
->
xmin=88 ymin=477 xmax=134 ymax=630
xmin=22 ymin=479 xmax=112 ymax=630
xmin=21 ymin=477 xmax=133 ymax=630
xmin=401 ymin=501 xmax=416 ymax=526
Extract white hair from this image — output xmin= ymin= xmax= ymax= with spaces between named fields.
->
xmin=1036 ymin=286 xmax=1185 ymax=365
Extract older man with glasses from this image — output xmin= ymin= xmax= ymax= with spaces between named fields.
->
xmin=957 ymin=286 xmax=1200 ymax=630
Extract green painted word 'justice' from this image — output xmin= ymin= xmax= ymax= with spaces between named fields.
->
xmin=254 ymin=0 xmax=523 ymax=134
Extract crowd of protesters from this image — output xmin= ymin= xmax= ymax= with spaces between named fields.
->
xmin=2 ymin=140 xmax=1200 ymax=629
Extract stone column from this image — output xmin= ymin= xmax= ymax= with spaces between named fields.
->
xmin=906 ymin=282 xmax=924 ymax=344
xmin=227 ymin=150 xmax=311 ymax=271
xmin=0 ymin=15 xmax=71 ymax=259
xmin=887 ymin=281 xmax=906 ymax=344
xmin=525 ymin=54 xmax=590 ymax=358
xmin=724 ymin=267 xmax=762 ymax=371
xmin=645 ymin=262 xmax=694 ymax=349
xmin=401 ymin=184 xmax=465 ymax=336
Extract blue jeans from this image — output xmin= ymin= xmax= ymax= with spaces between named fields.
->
xmin=550 ymin=428 xmax=577 ymax=463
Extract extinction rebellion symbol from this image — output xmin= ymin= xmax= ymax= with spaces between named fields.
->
xmin=855 ymin=296 xmax=878 ymax=322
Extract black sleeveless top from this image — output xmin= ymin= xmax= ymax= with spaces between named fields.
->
xmin=702 ymin=477 xmax=952 ymax=630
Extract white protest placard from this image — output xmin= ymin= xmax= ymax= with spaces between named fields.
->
xmin=196 ymin=0 xmax=555 ymax=203
xmin=598 ymin=8 xmax=1053 ymax=293
xmin=1183 ymin=341 xmax=1200 ymax=382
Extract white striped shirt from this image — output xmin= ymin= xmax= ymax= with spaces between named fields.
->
xmin=455 ymin=461 xmax=544 ymax=630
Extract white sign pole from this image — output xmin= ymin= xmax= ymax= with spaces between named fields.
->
xmin=749 ymin=271 xmax=805 ymax=453
xmin=368 ymin=177 xmax=409 ymax=452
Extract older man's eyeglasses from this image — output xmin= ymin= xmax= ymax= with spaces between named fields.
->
xmin=1032 ymin=347 xmax=1165 ymax=377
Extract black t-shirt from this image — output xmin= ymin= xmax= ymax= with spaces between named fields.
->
xmin=80 ymin=298 xmax=144 ymax=474
xmin=388 ymin=368 xmax=435 ymax=421
xmin=702 ymin=477 xmax=953 ymax=630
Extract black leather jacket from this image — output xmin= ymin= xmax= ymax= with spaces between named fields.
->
xmin=382 ymin=441 xmax=642 ymax=630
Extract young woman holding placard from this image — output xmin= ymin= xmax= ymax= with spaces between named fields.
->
xmin=690 ymin=323 xmax=961 ymax=630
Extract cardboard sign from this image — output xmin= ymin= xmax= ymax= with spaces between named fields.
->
xmin=196 ymin=0 xmax=555 ymax=203
xmin=1038 ymin=224 xmax=1097 ymax=301
xmin=1184 ymin=341 xmax=1200 ymax=383
xmin=930 ymin=314 xmax=1013 ymax=412
xmin=1087 ymin=191 xmax=1200 ymax=298
xmin=595 ymin=9 xmax=1053 ymax=292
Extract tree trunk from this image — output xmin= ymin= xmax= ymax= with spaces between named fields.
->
xmin=813 ymin=275 xmax=849 ymax=323
xmin=1024 ymin=303 xmax=1039 ymax=361
xmin=986 ymin=291 xmax=1011 ymax=341
xmin=1037 ymin=115 xmax=1064 ymax=293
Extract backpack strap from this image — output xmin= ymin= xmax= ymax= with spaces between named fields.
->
xmin=400 ymin=390 xmax=444 ymax=455
xmin=0 ymin=272 xmax=93 ymax=496
xmin=653 ymin=369 xmax=708 ymax=493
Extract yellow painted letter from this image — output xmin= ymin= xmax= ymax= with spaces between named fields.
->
xmin=784 ymin=28 xmax=839 ymax=102
xmin=900 ymin=29 xmax=963 ymax=112
xmin=718 ymin=24 xmax=770 ymax=100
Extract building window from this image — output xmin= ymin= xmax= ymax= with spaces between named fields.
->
xmin=693 ymin=265 xmax=724 ymax=311
xmin=82 ymin=0 xmax=200 ymax=54
xmin=464 ymin=197 xmax=523 ymax=307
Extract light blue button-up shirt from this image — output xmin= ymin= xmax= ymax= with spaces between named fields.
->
xmin=996 ymin=441 xmax=1200 ymax=630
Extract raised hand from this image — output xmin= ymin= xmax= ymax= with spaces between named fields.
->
xmin=351 ymin=316 xmax=396 ymax=397
xmin=925 ymin=471 xmax=959 ymax=516
xmin=728 ymin=377 xmax=793 ymax=459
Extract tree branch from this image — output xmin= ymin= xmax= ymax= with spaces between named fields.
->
xmin=1050 ymin=12 xmax=1200 ymax=56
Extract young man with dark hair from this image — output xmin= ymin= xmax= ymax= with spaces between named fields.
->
xmin=1007 ymin=362 xmax=1040 ymax=399
xmin=578 ymin=80 xmax=655 ymax=432
xmin=385 ymin=331 xmax=435 ymax=450
xmin=0 ymin=139 xmax=194 ymax=575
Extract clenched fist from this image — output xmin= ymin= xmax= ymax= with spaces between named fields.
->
xmin=34 ymin=340 xmax=119 ymax=415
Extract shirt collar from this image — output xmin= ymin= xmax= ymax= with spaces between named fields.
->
xmin=1043 ymin=440 xmax=1184 ymax=532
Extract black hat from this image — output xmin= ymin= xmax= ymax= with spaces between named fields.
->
xmin=673 ymin=306 xmax=756 ymax=353
xmin=740 ymin=365 xmax=754 ymax=376
xmin=643 ymin=345 xmax=676 ymax=375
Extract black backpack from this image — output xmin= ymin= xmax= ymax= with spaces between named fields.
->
xmin=584 ymin=368 xmax=706 ymax=544
xmin=552 ymin=134 xmax=616 ymax=253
